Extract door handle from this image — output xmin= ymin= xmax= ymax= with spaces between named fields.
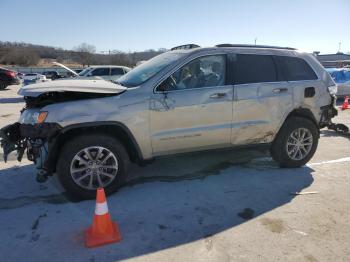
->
xmin=210 ymin=93 xmax=227 ymax=98
xmin=272 ymin=88 xmax=288 ymax=93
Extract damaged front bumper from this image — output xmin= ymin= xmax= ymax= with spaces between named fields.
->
xmin=0 ymin=122 xmax=61 ymax=182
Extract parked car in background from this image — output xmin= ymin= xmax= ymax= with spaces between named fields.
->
xmin=17 ymin=72 xmax=25 ymax=79
xmin=77 ymin=65 xmax=131 ymax=81
xmin=74 ymin=69 xmax=84 ymax=74
xmin=43 ymin=71 xmax=61 ymax=80
xmin=328 ymin=68 xmax=350 ymax=97
xmin=0 ymin=67 xmax=20 ymax=90
xmin=22 ymin=73 xmax=47 ymax=85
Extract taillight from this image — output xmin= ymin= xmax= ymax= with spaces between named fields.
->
xmin=327 ymin=85 xmax=337 ymax=96
xmin=5 ymin=71 xmax=16 ymax=78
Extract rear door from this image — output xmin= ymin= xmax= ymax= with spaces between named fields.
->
xmin=274 ymin=55 xmax=319 ymax=102
xmin=231 ymin=53 xmax=293 ymax=145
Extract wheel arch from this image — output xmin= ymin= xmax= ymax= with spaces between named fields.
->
xmin=285 ymin=108 xmax=318 ymax=127
xmin=47 ymin=121 xmax=144 ymax=175
xmin=274 ymin=107 xmax=320 ymax=142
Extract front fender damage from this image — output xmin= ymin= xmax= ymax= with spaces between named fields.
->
xmin=0 ymin=122 xmax=61 ymax=182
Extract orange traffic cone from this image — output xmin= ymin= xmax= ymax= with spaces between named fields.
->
xmin=85 ymin=188 xmax=122 ymax=248
xmin=342 ymin=96 xmax=349 ymax=110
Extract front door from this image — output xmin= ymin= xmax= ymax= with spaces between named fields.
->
xmin=150 ymin=54 xmax=233 ymax=155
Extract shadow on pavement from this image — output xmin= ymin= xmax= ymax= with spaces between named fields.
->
xmin=0 ymin=148 xmax=314 ymax=261
xmin=0 ymin=97 xmax=23 ymax=103
xmin=321 ymin=129 xmax=350 ymax=139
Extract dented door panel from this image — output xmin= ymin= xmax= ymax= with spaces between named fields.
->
xmin=232 ymin=81 xmax=293 ymax=145
xmin=150 ymin=86 xmax=234 ymax=155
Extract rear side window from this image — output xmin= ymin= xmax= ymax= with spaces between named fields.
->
xmin=275 ymin=56 xmax=317 ymax=81
xmin=111 ymin=68 xmax=125 ymax=75
xmin=234 ymin=54 xmax=278 ymax=84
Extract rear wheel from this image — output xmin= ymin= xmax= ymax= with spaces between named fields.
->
xmin=0 ymin=81 xmax=7 ymax=90
xmin=57 ymin=134 xmax=129 ymax=200
xmin=270 ymin=117 xmax=319 ymax=167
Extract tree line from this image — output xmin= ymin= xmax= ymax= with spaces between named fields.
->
xmin=0 ymin=41 xmax=165 ymax=67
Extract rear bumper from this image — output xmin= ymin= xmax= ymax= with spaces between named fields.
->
xmin=319 ymin=95 xmax=338 ymax=128
xmin=0 ymin=78 xmax=20 ymax=86
xmin=8 ymin=78 xmax=20 ymax=85
xmin=12 ymin=78 xmax=21 ymax=85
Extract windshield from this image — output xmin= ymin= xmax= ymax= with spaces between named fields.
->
xmin=117 ymin=52 xmax=183 ymax=87
xmin=78 ymin=68 xmax=92 ymax=76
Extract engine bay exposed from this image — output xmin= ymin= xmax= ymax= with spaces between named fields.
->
xmin=24 ymin=91 xmax=118 ymax=108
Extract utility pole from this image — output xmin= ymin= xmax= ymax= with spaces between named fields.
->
xmin=254 ymin=38 xmax=257 ymax=45
xmin=338 ymin=42 xmax=342 ymax=53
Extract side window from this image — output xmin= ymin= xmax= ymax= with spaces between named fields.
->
xmin=234 ymin=54 xmax=277 ymax=84
xmin=276 ymin=56 xmax=317 ymax=81
xmin=90 ymin=68 xmax=110 ymax=76
xmin=111 ymin=68 xmax=125 ymax=75
xmin=158 ymin=55 xmax=226 ymax=91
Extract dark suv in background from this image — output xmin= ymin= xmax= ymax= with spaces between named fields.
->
xmin=43 ymin=71 xmax=62 ymax=80
xmin=0 ymin=67 xmax=20 ymax=90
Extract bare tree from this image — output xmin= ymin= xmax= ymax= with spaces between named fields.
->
xmin=0 ymin=41 xmax=165 ymax=67
xmin=0 ymin=48 xmax=40 ymax=66
xmin=73 ymin=43 xmax=96 ymax=66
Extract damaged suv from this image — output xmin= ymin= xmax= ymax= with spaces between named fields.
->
xmin=0 ymin=44 xmax=337 ymax=199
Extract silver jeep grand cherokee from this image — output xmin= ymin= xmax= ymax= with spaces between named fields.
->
xmin=0 ymin=44 xmax=337 ymax=199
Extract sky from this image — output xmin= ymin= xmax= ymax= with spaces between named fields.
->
xmin=2 ymin=0 xmax=349 ymax=54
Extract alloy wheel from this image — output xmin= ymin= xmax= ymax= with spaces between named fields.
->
xmin=70 ymin=146 xmax=119 ymax=190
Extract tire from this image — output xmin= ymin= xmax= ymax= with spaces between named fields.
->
xmin=0 ymin=81 xmax=7 ymax=90
xmin=270 ymin=117 xmax=319 ymax=168
xmin=57 ymin=134 xmax=130 ymax=200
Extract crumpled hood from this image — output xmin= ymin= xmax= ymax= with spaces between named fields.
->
xmin=18 ymin=79 xmax=126 ymax=97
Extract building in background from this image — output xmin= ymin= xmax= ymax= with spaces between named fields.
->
xmin=314 ymin=51 xmax=350 ymax=68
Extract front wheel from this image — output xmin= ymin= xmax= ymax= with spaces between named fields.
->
xmin=57 ymin=134 xmax=130 ymax=200
xmin=270 ymin=117 xmax=319 ymax=167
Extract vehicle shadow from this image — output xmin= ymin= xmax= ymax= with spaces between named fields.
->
xmin=0 ymin=148 xmax=315 ymax=261
xmin=321 ymin=129 xmax=350 ymax=139
xmin=103 ymin=152 xmax=314 ymax=261
xmin=0 ymin=97 xmax=23 ymax=103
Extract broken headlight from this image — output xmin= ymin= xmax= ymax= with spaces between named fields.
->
xmin=33 ymin=111 xmax=48 ymax=124
xmin=19 ymin=109 xmax=47 ymax=124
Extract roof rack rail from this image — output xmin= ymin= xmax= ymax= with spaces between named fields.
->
xmin=215 ymin=44 xmax=296 ymax=50
xmin=171 ymin=44 xmax=200 ymax=51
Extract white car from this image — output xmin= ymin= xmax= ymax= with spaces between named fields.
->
xmin=77 ymin=66 xmax=130 ymax=81
xmin=23 ymin=73 xmax=47 ymax=81
xmin=22 ymin=73 xmax=48 ymax=85
xmin=22 ymin=73 xmax=46 ymax=81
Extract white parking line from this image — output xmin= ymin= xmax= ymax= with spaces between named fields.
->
xmin=307 ymin=157 xmax=350 ymax=166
